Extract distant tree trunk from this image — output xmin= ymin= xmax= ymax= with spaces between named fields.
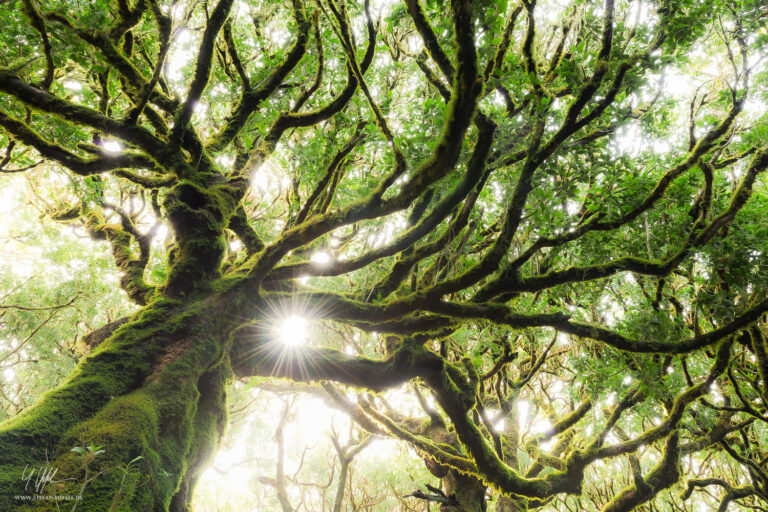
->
xmin=495 ymin=495 xmax=528 ymax=512
xmin=442 ymin=470 xmax=486 ymax=512
xmin=495 ymin=395 xmax=527 ymax=512
xmin=419 ymin=424 xmax=487 ymax=512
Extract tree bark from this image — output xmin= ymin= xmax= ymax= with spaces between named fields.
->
xmin=442 ymin=470 xmax=487 ymax=512
xmin=0 ymin=296 xmax=233 ymax=511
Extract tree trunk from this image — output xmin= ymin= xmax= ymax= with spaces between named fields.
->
xmin=0 ymin=296 xmax=232 ymax=511
xmin=494 ymin=394 xmax=527 ymax=512
xmin=442 ymin=470 xmax=486 ymax=512
xmin=495 ymin=495 xmax=528 ymax=512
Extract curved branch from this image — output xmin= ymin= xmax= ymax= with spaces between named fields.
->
xmin=0 ymin=110 xmax=156 ymax=175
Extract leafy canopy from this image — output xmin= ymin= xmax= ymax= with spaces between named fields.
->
xmin=1 ymin=0 xmax=768 ymax=510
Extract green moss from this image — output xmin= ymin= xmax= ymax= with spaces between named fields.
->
xmin=170 ymin=363 xmax=229 ymax=510
xmin=0 ymin=300 xmax=175 ymax=460
xmin=160 ymin=181 xmax=245 ymax=298
xmin=0 ymin=292 xmax=236 ymax=511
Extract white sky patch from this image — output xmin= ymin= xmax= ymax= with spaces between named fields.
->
xmin=196 ymin=393 xmax=354 ymax=508
xmin=652 ymin=139 xmax=671 ymax=154
xmin=614 ymin=122 xmax=646 ymax=156
xmin=252 ymin=171 xmax=271 ymax=191
xmin=549 ymin=379 xmax=565 ymax=395
xmin=535 ymin=0 xmax=572 ymax=23
xmin=198 ymin=446 xmax=253 ymax=495
xmin=263 ymin=17 xmax=290 ymax=48
xmin=517 ymin=400 xmax=530 ymax=424
xmin=192 ymin=101 xmax=208 ymax=123
xmin=251 ymin=158 xmax=289 ymax=199
xmin=626 ymin=0 xmax=651 ymax=29
xmin=599 ymin=295 xmax=624 ymax=327
xmin=101 ymin=140 xmax=123 ymax=154
xmin=406 ymin=34 xmax=423 ymax=54
xmin=0 ymin=183 xmax=21 ymax=214
xmin=531 ymin=418 xmax=552 ymax=434
xmin=63 ymin=80 xmax=82 ymax=91
xmin=229 ymin=239 xmax=243 ymax=252
xmin=378 ymin=384 xmax=425 ymax=419
xmin=310 ymin=251 xmax=331 ymax=266
xmin=234 ymin=0 xmax=250 ymax=17
xmin=373 ymin=0 xmax=399 ymax=17
xmin=165 ymin=28 xmax=197 ymax=84
xmin=215 ymin=154 xmax=235 ymax=169
xmin=170 ymin=2 xmax=185 ymax=21
xmin=357 ymin=438 xmax=411 ymax=475
xmin=662 ymin=68 xmax=699 ymax=101
xmin=540 ymin=438 xmax=557 ymax=452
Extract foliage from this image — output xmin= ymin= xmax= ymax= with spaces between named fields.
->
xmin=0 ymin=0 xmax=767 ymax=511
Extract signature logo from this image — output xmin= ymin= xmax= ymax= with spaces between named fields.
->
xmin=21 ymin=464 xmax=69 ymax=494
xmin=13 ymin=445 xmax=151 ymax=503
xmin=16 ymin=445 xmax=101 ymax=498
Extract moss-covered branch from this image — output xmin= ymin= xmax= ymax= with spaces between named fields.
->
xmin=206 ymin=0 xmax=312 ymax=153
xmin=0 ymin=110 xmax=156 ymax=175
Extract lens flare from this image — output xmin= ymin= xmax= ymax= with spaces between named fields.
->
xmin=275 ymin=315 xmax=307 ymax=346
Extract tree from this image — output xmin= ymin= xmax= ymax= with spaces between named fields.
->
xmin=0 ymin=0 xmax=767 ymax=509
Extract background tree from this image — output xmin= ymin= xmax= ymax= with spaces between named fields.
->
xmin=1 ymin=0 xmax=768 ymax=510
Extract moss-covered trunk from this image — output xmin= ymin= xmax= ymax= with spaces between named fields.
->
xmin=442 ymin=470 xmax=487 ymax=512
xmin=495 ymin=496 xmax=528 ymax=512
xmin=0 ymin=167 xmax=249 ymax=511
xmin=0 ymin=296 xmax=232 ymax=511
